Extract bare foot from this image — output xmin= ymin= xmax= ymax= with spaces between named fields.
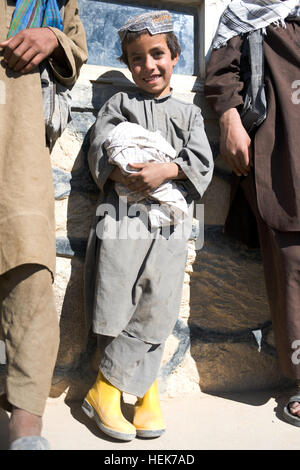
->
xmin=9 ymin=407 xmax=42 ymax=443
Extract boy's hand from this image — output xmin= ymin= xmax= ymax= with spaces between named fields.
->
xmin=0 ymin=27 xmax=60 ymax=74
xmin=125 ymin=162 xmax=179 ymax=193
xmin=219 ymin=108 xmax=253 ymax=177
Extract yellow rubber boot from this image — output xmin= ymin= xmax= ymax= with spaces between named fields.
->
xmin=133 ymin=380 xmax=165 ymax=438
xmin=82 ymin=370 xmax=136 ymax=441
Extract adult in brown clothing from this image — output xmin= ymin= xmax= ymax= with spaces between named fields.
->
xmin=205 ymin=0 xmax=300 ymax=426
xmin=0 ymin=0 xmax=87 ymax=449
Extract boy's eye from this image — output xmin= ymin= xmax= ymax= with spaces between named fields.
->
xmin=153 ymin=51 xmax=164 ymax=58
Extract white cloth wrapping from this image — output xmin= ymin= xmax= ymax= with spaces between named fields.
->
xmin=212 ymin=0 xmax=300 ymax=49
xmin=104 ymin=122 xmax=189 ymax=228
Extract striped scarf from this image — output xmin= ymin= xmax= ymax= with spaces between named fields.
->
xmin=212 ymin=0 xmax=300 ymax=49
xmin=8 ymin=0 xmax=64 ymax=39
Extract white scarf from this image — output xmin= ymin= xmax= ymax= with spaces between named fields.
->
xmin=212 ymin=0 xmax=300 ymax=49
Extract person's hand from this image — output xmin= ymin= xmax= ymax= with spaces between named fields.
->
xmin=0 ymin=27 xmax=59 ymax=74
xmin=125 ymin=162 xmax=179 ymax=193
xmin=219 ymin=108 xmax=253 ymax=177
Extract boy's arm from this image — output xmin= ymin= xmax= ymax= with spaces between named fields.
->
xmin=123 ymin=108 xmax=214 ymax=197
xmin=88 ymin=96 xmax=127 ymax=191
xmin=204 ymin=35 xmax=251 ymax=176
xmin=171 ymin=108 xmax=214 ymax=201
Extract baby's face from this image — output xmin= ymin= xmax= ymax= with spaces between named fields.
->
xmin=126 ymin=33 xmax=178 ymax=98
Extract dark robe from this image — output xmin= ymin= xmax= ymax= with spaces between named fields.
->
xmin=205 ymin=21 xmax=300 ymax=247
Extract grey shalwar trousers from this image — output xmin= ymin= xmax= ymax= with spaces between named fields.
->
xmin=98 ymin=333 xmax=164 ymax=398
xmin=88 ymin=198 xmax=193 ymax=397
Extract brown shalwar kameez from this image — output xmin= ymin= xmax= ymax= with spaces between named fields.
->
xmin=205 ymin=21 xmax=300 ymax=379
xmin=0 ymin=0 xmax=88 ymax=415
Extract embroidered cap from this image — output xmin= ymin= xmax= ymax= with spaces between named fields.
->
xmin=118 ymin=10 xmax=173 ymax=42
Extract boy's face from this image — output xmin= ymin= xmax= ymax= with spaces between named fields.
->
xmin=126 ymin=33 xmax=178 ymax=98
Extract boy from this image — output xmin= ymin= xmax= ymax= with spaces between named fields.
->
xmin=83 ymin=10 xmax=213 ymax=441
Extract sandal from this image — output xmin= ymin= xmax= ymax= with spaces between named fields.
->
xmin=283 ymin=393 xmax=300 ymax=427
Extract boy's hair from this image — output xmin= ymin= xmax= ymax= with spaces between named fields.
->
xmin=118 ymin=30 xmax=181 ymax=67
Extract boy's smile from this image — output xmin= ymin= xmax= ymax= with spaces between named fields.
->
xmin=126 ymin=33 xmax=178 ymax=98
